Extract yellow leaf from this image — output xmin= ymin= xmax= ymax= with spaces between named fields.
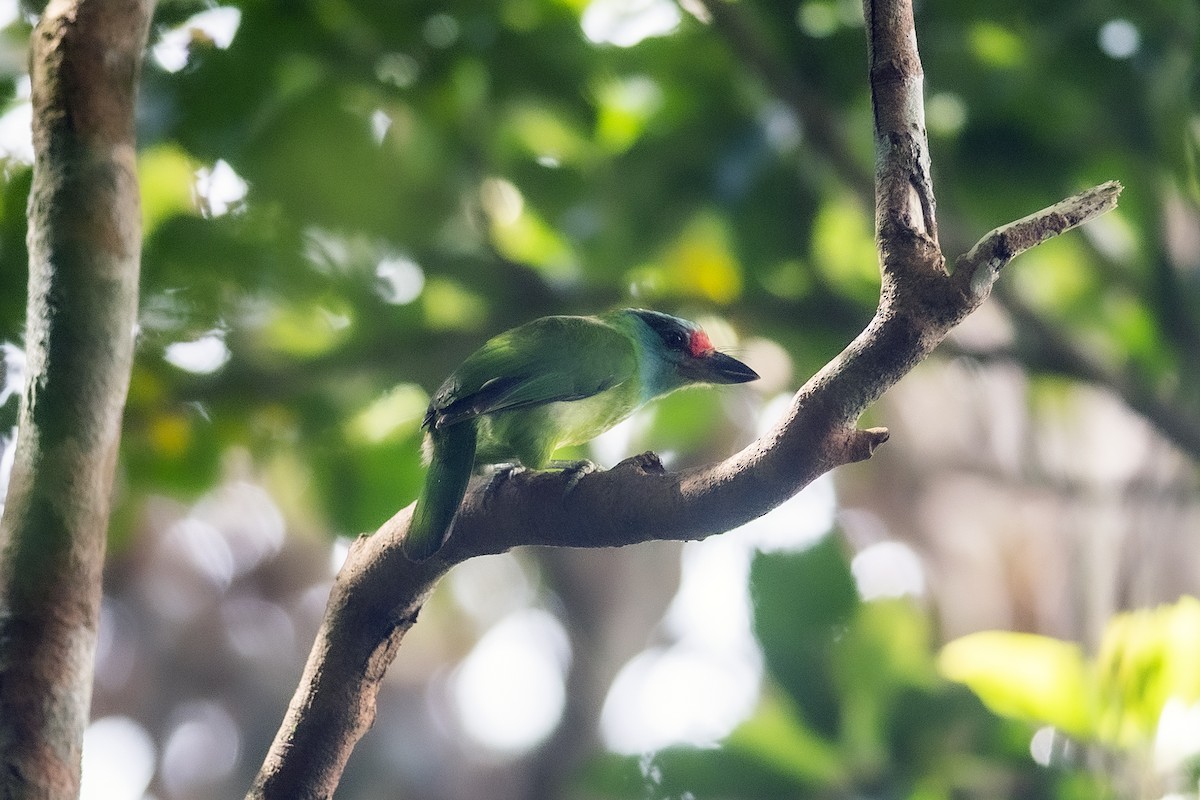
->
xmin=347 ymin=384 xmax=429 ymax=445
xmin=969 ymin=21 xmax=1026 ymax=69
xmin=810 ymin=195 xmax=877 ymax=301
xmin=139 ymin=143 xmax=198 ymax=236
xmin=1096 ymin=597 xmax=1200 ymax=745
xmin=261 ymin=298 xmax=354 ymax=357
xmin=726 ymin=693 xmax=847 ymax=786
xmin=421 ymin=278 xmax=488 ymax=332
xmin=939 ymin=631 xmax=1093 ymax=739
xmin=149 ymin=413 xmax=191 ymax=457
xmin=635 ymin=213 xmax=743 ymax=304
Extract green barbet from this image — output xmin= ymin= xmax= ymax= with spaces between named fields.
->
xmin=404 ymin=308 xmax=759 ymax=560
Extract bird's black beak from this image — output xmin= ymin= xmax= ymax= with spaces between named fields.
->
xmin=684 ymin=350 xmax=759 ymax=384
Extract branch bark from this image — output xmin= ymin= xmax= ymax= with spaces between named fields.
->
xmin=250 ymin=0 xmax=1119 ymax=795
xmin=0 ymin=1 xmax=153 ymax=796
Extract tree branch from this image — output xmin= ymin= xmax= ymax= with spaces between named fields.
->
xmin=954 ymin=183 xmax=1123 ymax=301
xmin=694 ymin=0 xmax=1195 ymax=471
xmin=0 ymin=1 xmax=153 ymax=796
xmin=250 ymin=0 xmax=1119 ymax=794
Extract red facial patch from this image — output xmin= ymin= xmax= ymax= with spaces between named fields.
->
xmin=688 ymin=329 xmax=714 ymax=358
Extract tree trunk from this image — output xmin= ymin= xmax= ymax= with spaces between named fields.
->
xmin=0 ymin=1 xmax=153 ymax=796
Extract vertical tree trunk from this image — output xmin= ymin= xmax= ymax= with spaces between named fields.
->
xmin=0 ymin=1 xmax=153 ymax=796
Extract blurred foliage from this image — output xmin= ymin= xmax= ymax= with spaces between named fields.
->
xmin=943 ymin=596 xmax=1200 ymax=749
xmin=0 ymin=0 xmax=1196 ymax=797
xmin=940 ymin=630 xmax=1094 ymax=741
xmin=585 ymin=535 xmax=1106 ymax=799
xmin=0 ymin=0 xmax=1193 ymax=534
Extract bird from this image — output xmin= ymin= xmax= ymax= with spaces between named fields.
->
xmin=403 ymin=308 xmax=759 ymax=561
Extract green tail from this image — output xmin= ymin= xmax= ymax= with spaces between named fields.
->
xmin=405 ymin=421 xmax=478 ymax=561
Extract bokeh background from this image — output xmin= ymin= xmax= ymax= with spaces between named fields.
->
xmin=1 ymin=0 xmax=1199 ymax=797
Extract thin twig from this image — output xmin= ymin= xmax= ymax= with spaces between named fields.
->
xmin=954 ymin=182 xmax=1124 ymax=300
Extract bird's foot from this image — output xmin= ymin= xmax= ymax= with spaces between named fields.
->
xmin=482 ymin=463 xmax=525 ymax=508
xmin=545 ymin=458 xmax=598 ymax=472
xmin=547 ymin=459 xmax=599 ymax=494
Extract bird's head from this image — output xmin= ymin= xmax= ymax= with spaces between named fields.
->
xmin=623 ymin=309 xmax=759 ymax=395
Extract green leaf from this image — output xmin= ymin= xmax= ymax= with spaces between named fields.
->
xmin=138 ymin=143 xmax=198 ymax=236
xmin=809 ymin=194 xmax=878 ymax=303
xmin=968 ymin=21 xmax=1027 ymax=69
xmin=750 ymin=534 xmax=860 ymax=736
xmin=580 ymin=746 xmax=819 ymax=800
xmin=121 ymin=402 xmax=223 ymax=497
xmin=259 ymin=297 xmax=355 ymax=358
xmin=725 ymin=693 xmax=848 ymax=787
xmin=626 ymin=213 xmax=744 ymax=305
xmin=345 ymin=383 xmax=428 ymax=445
xmin=1096 ymin=596 xmax=1200 ymax=745
xmin=938 ymin=630 xmax=1093 ymax=739
xmin=636 ymin=387 xmax=725 ymax=455
xmin=833 ymin=599 xmax=938 ymax=770
xmin=317 ymin=429 xmax=425 ymax=535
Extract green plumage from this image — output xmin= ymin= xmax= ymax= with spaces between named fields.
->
xmin=407 ymin=422 xmax=477 ymax=560
xmin=403 ymin=309 xmax=758 ymax=560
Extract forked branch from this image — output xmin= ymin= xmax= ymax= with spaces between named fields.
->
xmin=249 ymin=0 xmax=1119 ymax=795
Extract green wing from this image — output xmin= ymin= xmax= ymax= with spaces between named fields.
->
xmin=426 ymin=316 xmax=637 ymax=430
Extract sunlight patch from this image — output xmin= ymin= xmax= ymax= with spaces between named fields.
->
xmin=375 ymin=255 xmax=425 ymax=305
xmin=851 ymin=540 xmax=926 ymax=600
xmin=0 ymin=77 xmax=32 ymax=164
xmin=452 ymin=609 xmax=570 ymax=753
xmin=0 ymin=0 xmax=17 ymax=29
xmin=1098 ymin=19 xmax=1139 ymax=59
xmin=582 ymin=0 xmax=680 ymax=47
xmin=161 ymin=701 xmax=240 ymax=796
xmin=195 ymin=159 xmax=248 ymax=217
xmin=153 ymin=7 xmax=242 ymax=73
xmin=164 ymin=331 xmax=231 ymax=374
xmin=80 ymin=717 xmax=156 ymax=800
xmin=601 ymin=645 xmax=760 ymax=752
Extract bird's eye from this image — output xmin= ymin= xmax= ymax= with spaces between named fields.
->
xmin=665 ymin=330 xmax=687 ymax=350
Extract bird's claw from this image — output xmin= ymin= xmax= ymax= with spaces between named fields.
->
xmin=482 ymin=463 xmax=525 ymax=508
xmin=481 ymin=460 xmax=598 ymax=508
xmin=551 ymin=459 xmax=598 ymax=494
